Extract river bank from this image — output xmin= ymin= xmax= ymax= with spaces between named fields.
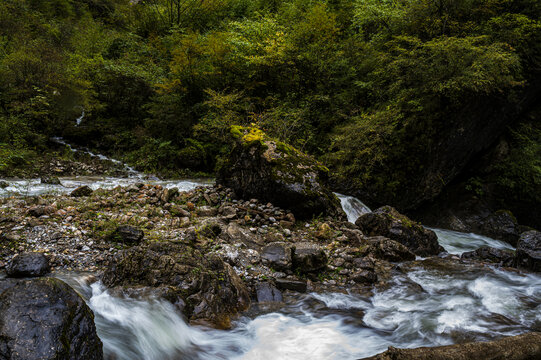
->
xmin=1 ymin=178 xmax=540 ymax=359
xmin=1 ymin=135 xmax=540 ymax=359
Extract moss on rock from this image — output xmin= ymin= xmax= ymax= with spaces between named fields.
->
xmin=218 ymin=125 xmax=344 ymax=220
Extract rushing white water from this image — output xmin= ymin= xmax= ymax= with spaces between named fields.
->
xmin=0 ymin=137 xmax=213 ymax=197
xmin=58 ymin=262 xmax=541 ymax=360
xmin=3 ymin=142 xmax=537 ymax=358
xmin=0 ymin=177 xmax=213 ymax=197
xmin=431 ymin=228 xmax=515 ymax=255
xmin=335 ymin=193 xmax=371 ymax=223
xmin=335 ymin=193 xmax=515 ymax=255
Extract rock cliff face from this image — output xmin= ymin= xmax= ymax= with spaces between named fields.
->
xmin=217 ymin=126 xmax=344 ymax=220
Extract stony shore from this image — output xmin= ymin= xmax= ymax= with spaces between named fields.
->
xmin=0 ymin=183 xmax=395 ymax=288
xmin=1 ymin=182 xmax=541 ymax=359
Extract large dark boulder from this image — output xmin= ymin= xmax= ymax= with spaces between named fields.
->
xmin=6 ymin=252 xmax=50 ymax=278
xmin=102 ymin=242 xmax=250 ymax=328
xmin=217 ymin=126 xmax=344 ymax=220
xmin=356 ymin=206 xmax=443 ymax=256
xmin=360 ymin=332 xmax=541 ymax=360
xmin=461 ymin=246 xmax=515 ymax=267
xmin=515 ymin=230 xmax=541 ymax=272
xmin=0 ymin=278 xmax=103 ymax=360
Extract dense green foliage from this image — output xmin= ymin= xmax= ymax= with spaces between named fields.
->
xmin=0 ymin=0 xmax=539 ymax=208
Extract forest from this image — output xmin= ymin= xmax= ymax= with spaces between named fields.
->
xmin=2 ymin=2 xmax=541 ymax=358
xmin=0 ymin=0 xmax=540 ymax=224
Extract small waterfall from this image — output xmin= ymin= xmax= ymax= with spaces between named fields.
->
xmin=76 ymin=110 xmax=85 ymax=126
xmin=50 ymin=137 xmax=142 ymax=178
xmin=334 ymin=193 xmax=371 ymax=223
xmin=334 ymin=193 xmax=515 ymax=255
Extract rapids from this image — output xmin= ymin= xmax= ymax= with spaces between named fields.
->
xmin=58 ymin=260 xmax=541 ymax=360
xmin=2 ymin=142 xmax=539 ymax=359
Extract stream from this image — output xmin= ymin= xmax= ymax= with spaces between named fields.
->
xmin=1 ymin=146 xmax=540 ymax=360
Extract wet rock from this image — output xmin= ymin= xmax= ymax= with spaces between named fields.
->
xmin=256 ymin=282 xmax=283 ymax=302
xmin=217 ymin=125 xmax=345 ymax=220
xmin=109 ymin=225 xmax=144 ymax=244
xmin=197 ymin=206 xmax=218 ymax=217
xmin=219 ymin=244 xmax=261 ymax=267
xmin=6 ymin=252 xmax=50 ymax=278
xmin=364 ymin=236 xmax=416 ymax=262
xmin=0 ymin=279 xmax=19 ymax=294
xmin=220 ymin=206 xmax=237 ymax=218
xmin=162 ymin=187 xmax=178 ymax=203
xmin=360 ymin=332 xmax=541 ymax=360
xmin=461 ymin=246 xmax=514 ymax=266
xmin=197 ymin=220 xmax=222 ymax=238
xmin=261 ymin=242 xmax=293 ymax=271
xmin=70 ymin=185 xmax=93 ymax=197
xmin=293 ymin=242 xmax=327 ymax=272
xmin=356 ymin=206 xmax=443 ymax=256
xmin=515 ymin=230 xmax=541 ymax=272
xmin=27 ymin=205 xmax=55 ymax=217
xmin=479 ymin=210 xmax=520 ymax=246
xmin=275 ymin=278 xmax=307 ymax=293
xmin=351 ymin=269 xmax=377 ymax=284
xmin=102 ymin=242 xmax=250 ymax=328
xmin=170 ymin=205 xmax=190 ymax=218
xmin=0 ymin=277 xmax=103 ymax=360
xmin=0 ymin=180 xmax=8 ymax=188
xmin=40 ymin=176 xmax=61 ymax=185
xmin=413 ymin=196 xmax=522 ymax=245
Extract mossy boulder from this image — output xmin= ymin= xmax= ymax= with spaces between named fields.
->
xmin=356 ymin=206 xmax=444 ymax=257
xmin=217 ymin=126 xmax=344 ymax=220
xmin=101 ymin=242 xmax=250 ymax=328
